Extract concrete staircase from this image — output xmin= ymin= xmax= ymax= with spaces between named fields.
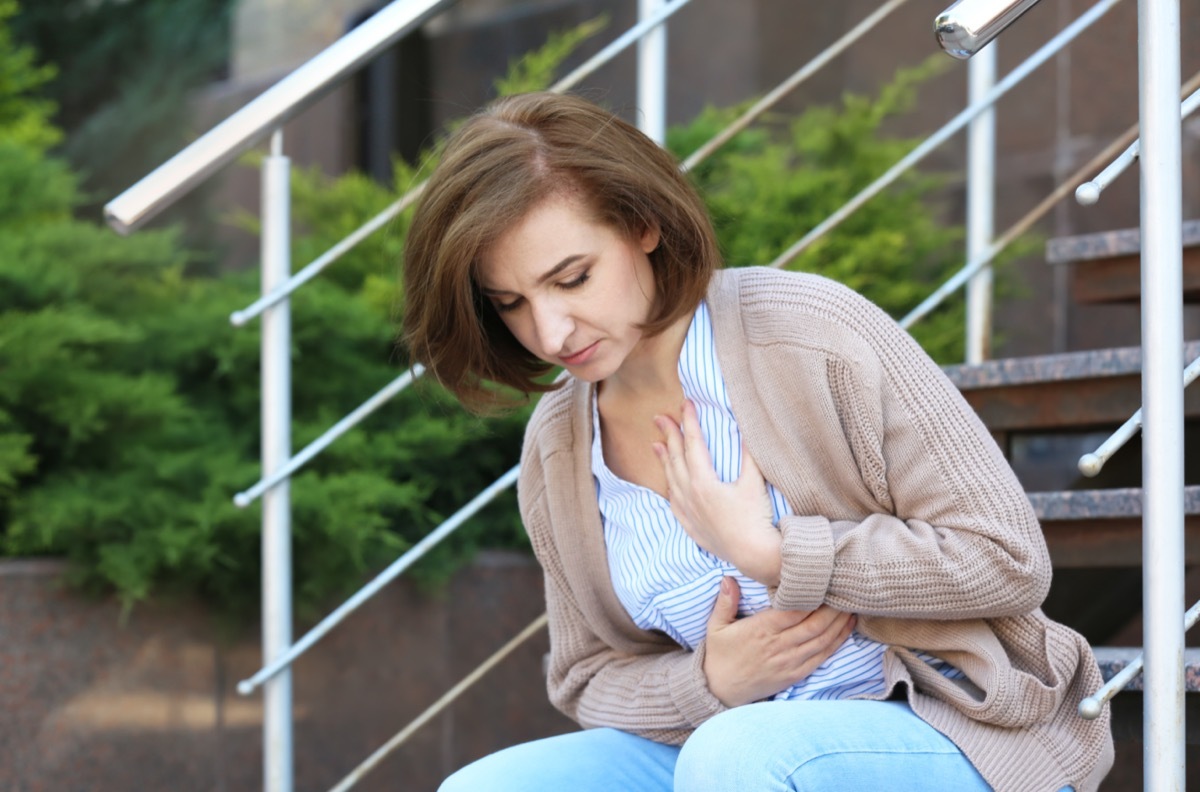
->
xmin=945 ymin=221 xmax=1200 ymax=789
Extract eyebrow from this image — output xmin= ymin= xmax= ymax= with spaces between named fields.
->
xmin=480 ymin=254 xmax=587 ymax=296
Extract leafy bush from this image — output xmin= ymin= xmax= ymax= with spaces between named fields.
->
xmin=670 ymin=56 xmax=965 ymax=362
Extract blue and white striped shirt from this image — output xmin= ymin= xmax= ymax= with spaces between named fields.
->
xmin=592 ymin=301 xmax=891 ymax=701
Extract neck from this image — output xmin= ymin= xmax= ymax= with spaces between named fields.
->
xmin=600 ymin=310 xmax=693 ymax=400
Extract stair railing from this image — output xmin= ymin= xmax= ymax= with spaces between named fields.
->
xmin=1064 ymin=2 xmax=1188 ymax=786
xmin=1079 ymin=598 xmax=1200 ymax=718
xmin=767 ymin=0 xmax=1124 ymax=272
xmin=1078 ymin=351 xmax=1200 ymax=477
xmin=1133 ymin=0 xmax=1186 ymax=781
xmin=898 ymin=69 xmax=1200 ymax=329
xmin=931 ymin=0 xmax=1191 ymax=783
xmin=106 ymin=0 xmax=455 ymax=235
xmin=935 ymin=0 xmax=1045 ymax=58
xmin=1075 ymin=85 xmax=1200 ymax=206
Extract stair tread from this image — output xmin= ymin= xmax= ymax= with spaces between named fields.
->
xmin=1028 ymin=486 xmax=1200 ymax=521
xmin=942 ymin=340 xmax=1200 ymax=390
xmin=1046 ymin=219 xmax=1200 ymax=264
xmin=1094 ymin=647 xmax=1200 ymax=691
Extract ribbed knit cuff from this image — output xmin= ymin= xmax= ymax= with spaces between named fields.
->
xmin=769 ymin=515 xmax=835 ymax=611
xmin=667 ymin=640 xmax=727 ymax=727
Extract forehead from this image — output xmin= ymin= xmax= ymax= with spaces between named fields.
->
xmin=477 ymin=193 xmax=614 ymax=288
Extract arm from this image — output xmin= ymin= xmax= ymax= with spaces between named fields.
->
xmin=521 ymin=474 xmax=724 ymax=743
xmin=771 ymin=285 xmax=1051 ymax=619
xmin=522 ymin=433 xmax=854 ymax=729
xmin=660 ymin=277 xmax=1050 ymax=621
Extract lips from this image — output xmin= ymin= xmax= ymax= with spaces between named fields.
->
xmin=560 ymin=341 xmax=599 ymax=366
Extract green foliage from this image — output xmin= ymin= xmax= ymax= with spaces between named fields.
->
xmin=670 ymin=56 xmax=967 ymax=362
xmin=493 ymin=15 xmax=609 ymax=96
xmin=0 ymin=0 xmax=56 ymax=152
xmin=11 ymin=0 xmax=234 ymax=205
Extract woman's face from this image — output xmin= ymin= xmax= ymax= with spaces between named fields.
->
xmin=476 ymin=192 xmax=660 ymax=383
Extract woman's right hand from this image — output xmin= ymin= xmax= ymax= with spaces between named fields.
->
xmin=703 ymin=576 xmax=856 ymax=707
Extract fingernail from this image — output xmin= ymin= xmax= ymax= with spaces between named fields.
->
xmin=720 ymin=577 xmax=732 ymax=596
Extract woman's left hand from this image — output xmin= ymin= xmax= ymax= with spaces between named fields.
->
xmin=653 ymin=400 xmax=782 ymax=588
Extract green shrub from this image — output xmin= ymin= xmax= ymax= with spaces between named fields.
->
xmin=670 ymin=56 xmax=966 ymax=362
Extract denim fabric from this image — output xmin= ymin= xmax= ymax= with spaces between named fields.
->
xmin=438 ymin=700 xmax=1072 ymax=791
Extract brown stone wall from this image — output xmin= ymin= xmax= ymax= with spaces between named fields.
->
xmin=2 ymin=554 xmax=573 ymax=792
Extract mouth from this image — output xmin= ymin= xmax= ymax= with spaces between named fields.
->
xmin=559 ymin=341 xmax=599 ymax=366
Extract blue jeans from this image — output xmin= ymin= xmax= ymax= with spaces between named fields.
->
xmin=439 ymin=700 xmax=1025 ymax=791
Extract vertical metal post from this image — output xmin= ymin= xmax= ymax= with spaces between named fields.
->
xmin=1138 ymin=0 xmax=1185 ymax=787
xmin=261 ymin=129 xmax=294 ymax=792
xmin=965 ymin=42 xmax=996 ymax=364
xmin=638 ymin=0 xmax=667 ymax=144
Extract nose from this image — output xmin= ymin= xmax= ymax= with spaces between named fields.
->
xmin=530 ymin=297 xmax=575 ymax=357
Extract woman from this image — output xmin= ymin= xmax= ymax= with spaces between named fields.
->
xmin=403 ymin=92 xmax=1113 ymax=791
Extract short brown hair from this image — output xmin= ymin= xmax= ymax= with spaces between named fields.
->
xmin=402 ymin=92 xmax=719 ymax=414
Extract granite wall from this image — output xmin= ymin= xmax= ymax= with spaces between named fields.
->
xmin=1 ymin=553 xmax=574 ymax=792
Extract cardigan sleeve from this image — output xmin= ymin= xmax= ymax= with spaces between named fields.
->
xmin=768 ymin=279 xmax=1051 ymax=620
xmin=518 ymin=429 xmax=727 ymax=742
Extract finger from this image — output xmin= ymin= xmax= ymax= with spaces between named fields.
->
xmin=679 ymin=400 xmax=716 ymax=474
xmin=738 ymin=442 xmax=765 ymax=487
xmin=738 ymin=606 xmax=814 ymax=632
xmin=785 ymin=613 xmax=856 ymax=677
xmin=654 ymin=415 xmax=687 ymax=474
xmin=706 ymin=576 xmax=741 ymax=630
xmin=778 ymin=605 xmax=848 ymax=644
xmin=819 ymin=613 xmax=857 ymax=660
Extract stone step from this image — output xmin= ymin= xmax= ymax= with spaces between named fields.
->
xmin=1094 ymin=647 xmax=1200 ymax=693
xmin=1045 ymin=219 xmax=1200 ymax=304
xmin=942 ymin=340 xmax=1200 ymax=435
xmin=1094 ymin=648 xmax=1200 ymax=758
xmin=1028 ymin=486 xmax=1200 ymax=568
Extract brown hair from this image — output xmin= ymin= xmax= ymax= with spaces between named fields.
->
xmin=402 ymin=92 xmax=720 ymax=413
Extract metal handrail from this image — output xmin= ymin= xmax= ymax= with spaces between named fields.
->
xmin=104 ymin=0 xmax=455 ymax=235
xmin=680 ymin=0 xmax=912 ymax=173
xmin=935 ymin=0 xmax=1045 ymax=59
xmin=898 ymin=68 xmax=1200 ymax=328
xmin=1079 ymin=598 xmax=1200 ymax=719
xmin=767 ymin=0 xmax=1124 ymax=271
xmin=233 ymin=365 xmax=425 ymax=507
xmin=327 ymin=612 xmax=549 ymax=792
xmin=237 ymin=464 xmax=520 ymax=695
xmin=1079 ymin=354 xmax=1200 ymax=477
xmin=230 ymin=0 xmax=698 ymax=328
xmin=1076 ymin=85 xmax=1200 ymax=205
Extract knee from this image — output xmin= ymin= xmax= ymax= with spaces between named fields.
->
xmin=675 ymin=706 xmax=775 ymax=790
xmin=438 ymin=759 xmax=484 ymax=792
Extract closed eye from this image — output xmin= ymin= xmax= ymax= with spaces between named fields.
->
xmin=559 ymin=270 xmax=590 ymax=290
xmin=494 ymin=296 xmax=523 ymax=313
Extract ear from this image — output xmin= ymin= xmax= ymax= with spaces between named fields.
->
xmin=640 ymin=221 xmax=661 ymax=254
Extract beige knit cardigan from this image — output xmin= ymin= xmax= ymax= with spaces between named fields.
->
xmin=516 ymin=267 xmax=1114 ymax=791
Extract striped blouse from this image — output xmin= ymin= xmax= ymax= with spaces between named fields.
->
xmin=592 ymin=300 xmax=894 ymax=701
